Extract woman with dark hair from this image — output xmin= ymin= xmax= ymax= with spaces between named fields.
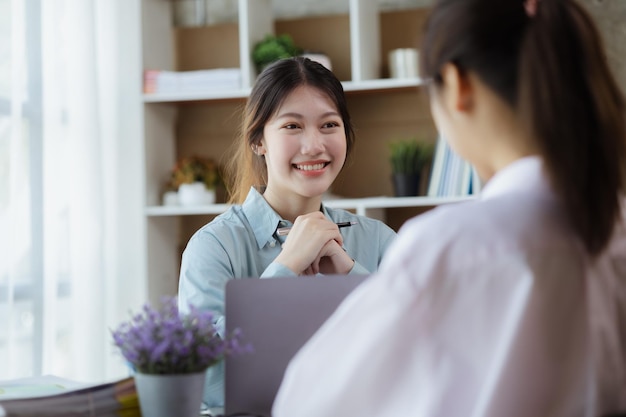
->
xmin=273 ymin=1 xmax=626 ymax=416
xmin=178 ymin=56 xmax=396 ymax=408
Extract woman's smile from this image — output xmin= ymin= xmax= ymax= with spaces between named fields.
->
xmin=293 ymin=160 xmax=331 ymax=175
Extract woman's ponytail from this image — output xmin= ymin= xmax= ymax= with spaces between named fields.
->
xmin=517 ymin=0 xmax=626 ymax=255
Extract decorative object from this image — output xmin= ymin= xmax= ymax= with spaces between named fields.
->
xmin=252 ymin=34 xmax=302 ymax=74
xmin=389 ymin=138 xmax=434 ymax=197
xmin=133 ymin=372 xmax=205 ymax=417
xmin=172 ymin=0 xmax=206 ymax=28
xmin=167 ymin=156 xmax=221 ymax=206
xmin=178 ymin=182 xmax=216 ymax=206
xmin=162 ymin=190 xmax=179 ymax=206
xmin=111 ymin=296 xmax=251 ymax=417
xmin=388 ymin=48 xmax=419 ymax=79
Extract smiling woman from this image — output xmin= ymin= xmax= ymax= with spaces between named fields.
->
xmin=176 ymin=56 xmax=397 ymax=408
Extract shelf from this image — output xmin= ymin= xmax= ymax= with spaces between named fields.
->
xmin=342 ymin=77 xmax=424 ymax=92
xmin=143 ymin=88 xmax=251 ymax=103
xmin=142 ymin=77 xmax=425 ymax=104
xmin=145 ymin=195 xmax=474 ymax=217
xmin=146 ymin=203 xmax=232 ymax=216
xmin=323 ymin=195 xmax=474 ymax=211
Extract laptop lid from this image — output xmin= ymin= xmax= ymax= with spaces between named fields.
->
xmin=224 ymin=274 xmax=368 ymax=417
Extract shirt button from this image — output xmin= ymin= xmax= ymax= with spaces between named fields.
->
xmin=269 ymin=241 xmax=276 ymax=248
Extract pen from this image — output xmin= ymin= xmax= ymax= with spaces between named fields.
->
xmin=276 ymin=221 xmax=358 ymax=236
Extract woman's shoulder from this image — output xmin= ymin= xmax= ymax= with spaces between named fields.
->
xmin=396 ymin=192 xmax=576 ymax=264
xmin=188 ymin=204 xmax=249 ymax=242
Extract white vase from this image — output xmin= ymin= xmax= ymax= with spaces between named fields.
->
xmin=172 ymin=0 xmax=206 ymax=27
xmin=134 ymin=372 xmax=206 ymax=417
xmin=178 ymin=182 xmax=215 ymax=206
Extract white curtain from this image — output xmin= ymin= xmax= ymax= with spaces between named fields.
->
xmin=0 ymin=0 xmax=145 ymax=383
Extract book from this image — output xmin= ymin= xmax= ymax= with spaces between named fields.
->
xmin=143 ymin=68 xmax=241 ymax=95
xmin=0 ymin=375 xmax=140 ymax=417
xmin=427 ymin=136 xmax=447 ymax=197
xmin=427 ymin=135 xmax=480 ymax=197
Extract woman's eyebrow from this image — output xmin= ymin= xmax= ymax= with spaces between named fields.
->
xmin=275 ymin=111 xmax=340 ymax=120
xmin=274 ymin=112 xmax=304 ymax=120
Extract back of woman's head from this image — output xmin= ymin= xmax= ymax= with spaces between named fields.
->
xmin=420 ymin=0 xmax=626 ymax=256
xmin=226 ymin=56 xmax=355 ymax=204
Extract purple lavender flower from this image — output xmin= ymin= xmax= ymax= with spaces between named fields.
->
xmin=111 ymin=296 xmax=251 ymax=374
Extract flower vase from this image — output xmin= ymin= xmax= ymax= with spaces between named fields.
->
xmin=134 ymin=371 xmax=206 ymax=417
xmin=178 ymin=182 xmax=215 ymax=206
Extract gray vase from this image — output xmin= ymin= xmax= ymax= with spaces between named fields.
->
xmin=392 ymin=173 xmax=420 ymax=197
xmin=134 ymin=371 xmax=206 ymax=417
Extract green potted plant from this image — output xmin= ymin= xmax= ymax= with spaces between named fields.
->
xmin=252 ymin=34 xmax=302 ymax=74
xmin=389 ymin=138 xmax=434 ymax=197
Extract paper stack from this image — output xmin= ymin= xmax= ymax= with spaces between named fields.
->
xmin=0 ymin=375 xmax=140 ymax=417
xmin=144 ymin=68 xmax=241 ymax=95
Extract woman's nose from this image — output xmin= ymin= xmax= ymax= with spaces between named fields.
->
xmin=301 ymin=130 xmax=324 ymax=155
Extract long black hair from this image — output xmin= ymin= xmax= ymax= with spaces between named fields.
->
xmin=420 ymin=0 xmax=626 ymax=256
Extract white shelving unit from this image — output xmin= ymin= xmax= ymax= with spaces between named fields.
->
xmin=142 ymin=77 xmax=425 ymax=103
xmin=146 ymin=196 xmax=473 ymax=218
xmin=139 ymin=0 xmax=445 ymax=301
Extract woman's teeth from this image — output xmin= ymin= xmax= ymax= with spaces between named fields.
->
xmin=295 ymin=163 xmax=326 ymax=171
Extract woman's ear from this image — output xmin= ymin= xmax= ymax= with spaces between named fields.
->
xmin=255 ymin=140 xmax=267 ymax=156
xmin=439 ymin=63 xmax=474 ymax=113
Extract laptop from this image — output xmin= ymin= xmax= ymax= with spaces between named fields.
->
xmin=224 ymin=274 xmax=369 ymax=417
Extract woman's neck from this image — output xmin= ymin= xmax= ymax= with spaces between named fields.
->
xmin=262 ymin=188 xmax=323 ymax=223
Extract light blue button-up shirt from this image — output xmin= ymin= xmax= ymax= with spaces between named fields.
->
xmin=178 ymin=187 xmax=396 ymax=407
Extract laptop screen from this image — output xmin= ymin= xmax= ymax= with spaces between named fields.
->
xmin=224 ymin=274 xmax=368 ymax=417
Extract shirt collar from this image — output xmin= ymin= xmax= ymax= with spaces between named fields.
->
xmin=480 ymin=156 xmax=552 ymax=200
xmin=242 ymin=187 xmax=284 ymax=249
xmin=241 ymin=187 xmax=331 ymax=248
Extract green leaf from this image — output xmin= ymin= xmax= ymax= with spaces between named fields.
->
xmin=252 ymin=34 xmax=302 ymax=73
xmin=388 ymin=138 xmax=434 ymax=174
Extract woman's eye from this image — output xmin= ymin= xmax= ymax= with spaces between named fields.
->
xmin=322 ymin=121 xmax=340 ymax=129
xmin=283 ymin=123 xmax=299 ymax=130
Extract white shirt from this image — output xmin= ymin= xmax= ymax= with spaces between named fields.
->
xmin=273 ymin=157 xmax=626 ymax=417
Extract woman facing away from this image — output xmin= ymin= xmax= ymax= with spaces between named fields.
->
xmin=177 ymin=56 xmax=397 ymax=408
xmin=273 ymin=0 xmax=626 ymax=416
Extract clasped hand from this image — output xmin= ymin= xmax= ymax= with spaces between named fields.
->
xmin=274 ymin=212 xmax=355 ymax=275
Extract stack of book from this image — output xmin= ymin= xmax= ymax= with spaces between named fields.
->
xmin=144 ymin=68 xmax=241 ymax=95
xmin=0 ymin=375 xmax=140 ymax=417
xmin=427 ymin=136 xmax=482 ymax=197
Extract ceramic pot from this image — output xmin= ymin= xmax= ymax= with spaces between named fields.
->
xmin=178 ymin=182 xmax=215 ymax=206
xmin=134 ymin=371 xmax=206 ymax=417
xmin=392 ymin=173 xmax=420 ymax=197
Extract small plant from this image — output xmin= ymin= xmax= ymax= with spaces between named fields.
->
xmin=168 ymin=156 xmax=220 ymax=191
xmin=111 ymin=296 xmax=251 ymax=374
xmin=389 ymin=138 xmax=434 ymax=175
xmin=252 ymin=34 xmax=302 ymax=73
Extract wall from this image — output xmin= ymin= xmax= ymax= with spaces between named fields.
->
xmin=580 ymin=0 xmax=626 ymax=93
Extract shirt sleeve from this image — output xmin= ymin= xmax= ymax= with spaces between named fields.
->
xmin=260 ymin=261 xmax=298 ymax=278
xmin=347 ymin=261 xmax=369 ymax=275
xmin=178 ymin=230 xmax=233 ymax=337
